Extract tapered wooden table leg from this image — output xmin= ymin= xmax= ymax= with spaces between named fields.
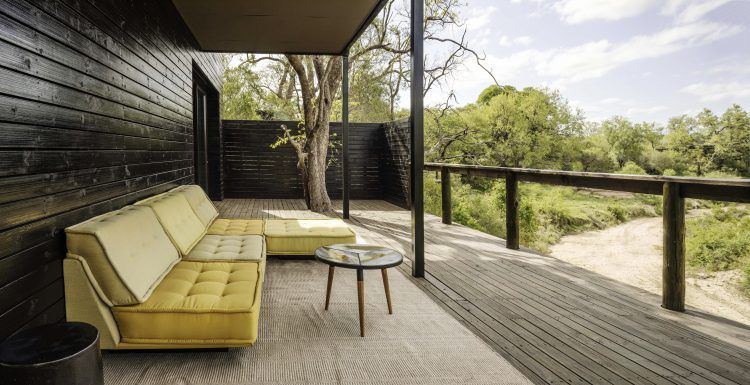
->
xmin=315 ymin=244 xmax=403 ymax=338
xmin=325 ymin=266 xmax=335 ymax=310
xmin=382 ymin=268 xmax=392 ymax=314
xmin=357 ymin=268 xmax=364 ymax=337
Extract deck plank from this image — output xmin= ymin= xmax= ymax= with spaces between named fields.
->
xmin=214 ymin=199 xmax=750 ymax=385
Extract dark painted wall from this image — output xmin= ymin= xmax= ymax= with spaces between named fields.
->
xmin=222 ymin=119 xmax=410 ymax=208
xmin=0 ymin=0 xmax=223 ymax=340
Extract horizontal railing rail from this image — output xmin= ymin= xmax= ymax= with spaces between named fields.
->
xmin=425 ymin=163 xmax=750 ymax=203
xmin=424 ymin=162 xmax=750 ymax=312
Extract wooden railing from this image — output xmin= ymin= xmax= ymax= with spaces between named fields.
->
xmin=424 ymin=162 xmax=750 ymax=312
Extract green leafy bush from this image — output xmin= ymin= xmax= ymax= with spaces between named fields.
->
xmin=687 ymin=207 xmax=750 ymax=280
xmin=618 ymin=161 xmax=647 ymax=175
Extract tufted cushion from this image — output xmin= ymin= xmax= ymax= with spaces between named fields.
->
xmin=111 ymin=261 xmax=263 ymax=345
xmin=65 ymin=206 xmax=180 ymax=305
xmin=135 ymin=194 xmax=206 ymax=255
xmin=185 ymin=235 xmax=265 ymax=262
xmin=170 ymin=185 xmax=219 ymax=227
xmin=263 ymin=219 xmax=356 ymax=255
xmin=207 ymin=218 xmax=264 ymax=236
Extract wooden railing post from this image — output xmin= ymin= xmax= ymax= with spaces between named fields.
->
xmin=441 ymin=167 xmax=452 ymax=224
xmin=505 ymin=172 xmax=520 ymax=250
xmin=662 ymin=182 xmax=685 ymax=311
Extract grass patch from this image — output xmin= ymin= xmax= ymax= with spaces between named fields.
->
xmin=687 ymin=205 xmax=750 ymax=293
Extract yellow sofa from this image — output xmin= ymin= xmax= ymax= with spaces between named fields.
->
xmin=63 ymin=184 xmax=356 ymax=349
xmin=64 ymin=190 xmax=265 ymax=349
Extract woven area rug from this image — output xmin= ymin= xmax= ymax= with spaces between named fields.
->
xmin=103 ymin=259 xmax=531 ymax=384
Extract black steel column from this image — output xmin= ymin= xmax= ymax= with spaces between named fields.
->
xmin=342 ymin=53 xmax=350 ymax=219
xmin=410 ymin=0 xmax=425 ymax=278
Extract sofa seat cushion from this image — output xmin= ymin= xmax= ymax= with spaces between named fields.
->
xmin=185 ymin=235 xmax=265 ymax=262
xmin=111 ymin=261 xmax=263 ymax=345
xmin=207 ymin=218 xmax=264 ymax=236
xmin=263 ymin=219 xmax=356 ymax=255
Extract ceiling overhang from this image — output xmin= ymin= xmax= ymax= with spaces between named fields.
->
xmin=172 ymin=0 xmax=388 ymax=55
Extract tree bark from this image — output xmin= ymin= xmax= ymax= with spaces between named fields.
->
xmin=285 ymin=55 xmax=342 ymax=212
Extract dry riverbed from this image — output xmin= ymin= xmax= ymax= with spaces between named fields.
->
xmin=549 ymin=213 xmax=750 ymax=325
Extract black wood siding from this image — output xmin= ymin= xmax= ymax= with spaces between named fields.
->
xmin=0 ymin=0 xmax=223 ymax=340
xmin=223 ymin=120 xmax=385 ymax=199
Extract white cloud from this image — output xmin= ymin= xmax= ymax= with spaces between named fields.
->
xmin=664 ymin=0 xmax=734 ymax=24
xmin=662 ymin=0 xmax=687 ymax=15
xmin=681 ymin=81 xmax=750 ymax=101
xmin=499 ymin=35 xmax=535 ymax=47
xmin=553 ymin=0 xmax=660 ymax=23
xmin=627 ymin=105 xmax=668 ymax=115
xmin=491 ymin=21 xmax=742 ymax=84
xmin=600 ymin=97 xmax=623 ymax=105
xmin=708 ymin=61 xmax=750 ymax=75
xmin=465 ymin=6 xmax=497 ymax=31
xmin=523 ymin=0 xmax=737 ymax=24
xmin=515 ymin=36 xmax=535 ymax=45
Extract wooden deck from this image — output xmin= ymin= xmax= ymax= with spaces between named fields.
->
xmin=215 ymin=199 xmax=750 ymax=385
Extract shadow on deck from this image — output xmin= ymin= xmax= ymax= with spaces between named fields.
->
xmin=215 ymin=199 xmax=750 ymax=385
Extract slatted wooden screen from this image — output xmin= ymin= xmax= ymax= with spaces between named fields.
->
xmin=222 ymin=120 xmax=400 ymax=201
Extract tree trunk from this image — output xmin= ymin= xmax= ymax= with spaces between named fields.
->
xmin=285 ymin=55 xmax=342 ymax=213
xmin=304 ymin=121 xmax=332 ymax=212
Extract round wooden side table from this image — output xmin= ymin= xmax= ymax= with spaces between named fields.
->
xmin=314 ymin=244 xmax=404 ymax=337
xmin=0 ymin=321 xmax=103 ymax=385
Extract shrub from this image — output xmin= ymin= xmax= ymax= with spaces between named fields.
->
xmin=618 ymin=161 xmax=647 ymax=175
xmin=608 ymin=205 xmax=627 ymax=222
xmin=687 ymin=207 xmax=750 ymax=272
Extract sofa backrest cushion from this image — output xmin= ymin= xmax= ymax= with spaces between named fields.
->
xmin=135 ymin=193 xmax=206 ymax=255
xmin=171 ymin=185 xmax=219 ymax=227
xmin=65 ymin=205 xmax=180 ymax=305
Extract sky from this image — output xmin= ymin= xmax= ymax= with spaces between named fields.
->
xmin=426 ymin=0 xmax=750 ymax=124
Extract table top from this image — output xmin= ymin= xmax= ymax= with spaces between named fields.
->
xmin=0 ymin=322 xmax=99 ymax=366
xmin=315 ymin=244 xmax=404 ymax=270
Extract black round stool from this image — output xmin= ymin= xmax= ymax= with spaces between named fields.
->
xmin=0 ymin=322 xmax=103 ymax=385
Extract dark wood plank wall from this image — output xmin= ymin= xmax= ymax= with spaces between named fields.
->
xmin=206 ymin=89 xmax=223 ymax=200
xmin=0 ymin=0 xmax=223 ymax=340
xmin=223 ymin=120 xmax=385 ymax=199
xmin=382 ymin=119 xmax=410 ymax=208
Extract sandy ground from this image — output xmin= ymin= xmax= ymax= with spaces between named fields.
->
xmin=549 ymin=214 xmax=750 ymax=326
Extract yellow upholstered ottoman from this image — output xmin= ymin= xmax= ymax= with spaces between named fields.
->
xmin=112 ymin=260 xmax=264 ymax=347
xmin=263 ymin=219 xmax=356 ymax=255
